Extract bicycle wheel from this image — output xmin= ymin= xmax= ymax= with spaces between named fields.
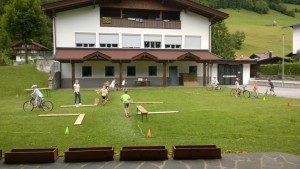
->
xmin=206 ymin=85 xmax=213 ymax=91
xmin=23 ymin=101 xmax=34 ymax=112
xmin=42 ymin=101 xmax=53 ymax=111
xmin=243 ymin=91 xmax=251 ymax=98
xmin=230 ymin=89 xmax=236 ymax=96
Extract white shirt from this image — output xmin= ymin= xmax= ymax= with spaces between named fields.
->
xmin=32 ymin=88 xmax=43 ymax=98
xmin=110 ymin=80 xmax=116 ymax=88
xmin=73 ymin=83 xmax=80 ymax=93
xmin=212 ymin=78 xmax=219 ymax=85
xmin=122 ymin=80 xmax=126 ymax=86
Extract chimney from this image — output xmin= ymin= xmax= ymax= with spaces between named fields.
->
xmin=269 ymin=51 xmax=272 ymax=58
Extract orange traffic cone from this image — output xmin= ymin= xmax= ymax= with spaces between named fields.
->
xmin=287 ymin=101 xmax=291 ymax=107
xmin=147 ymin=129 xmax=152 ymax=138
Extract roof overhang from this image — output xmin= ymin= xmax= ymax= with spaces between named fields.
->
xmin=54 ymin=48 xmax=222 ymax=63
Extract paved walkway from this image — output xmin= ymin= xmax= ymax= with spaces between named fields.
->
xmin=0 ymin=152 xmax=300 ymax=169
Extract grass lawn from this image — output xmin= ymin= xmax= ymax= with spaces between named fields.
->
xmin=0 ymin=83 xmax=299 ymax=155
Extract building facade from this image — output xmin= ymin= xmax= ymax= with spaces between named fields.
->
xmin=43 ymin=0 xmax=251 ymax=88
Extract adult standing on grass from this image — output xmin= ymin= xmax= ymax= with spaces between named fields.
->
xmin=120 ymin=90 xmax=132 ymax=118
xmin=73 ymin=80 xmax=81 ymax=105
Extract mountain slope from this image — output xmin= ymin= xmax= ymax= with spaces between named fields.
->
xmin=221 ymin=8 xmax=300 ymax=57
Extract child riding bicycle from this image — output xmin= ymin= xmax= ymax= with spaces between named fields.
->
xmin=211 ymin=77 xmax=219 ymax=90
xmin=31 ymin=84 xmax=43 ymax=107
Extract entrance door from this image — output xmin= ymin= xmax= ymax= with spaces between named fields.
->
xmin=218 ymin=64 xmax=243 ymax=85
xmin=168 ymin=66 xmax=178 ymax=86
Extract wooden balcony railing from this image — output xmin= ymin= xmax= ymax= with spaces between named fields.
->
xmin=100 ymin=17 xmax=181 ymax=29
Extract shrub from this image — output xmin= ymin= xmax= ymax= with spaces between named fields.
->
xmin=261 ymin=63 xmax=300 ymax=75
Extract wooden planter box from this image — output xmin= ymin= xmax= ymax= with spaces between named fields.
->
xmin=120 ymin=146 xmax=168 ymax=161
xmin=4 ymin=148 xmax=58 ymax=164
xmin=172 ymin=145 xmax=221 ymax=160
xmin=64 ymin=147 xmax=114 ymax=162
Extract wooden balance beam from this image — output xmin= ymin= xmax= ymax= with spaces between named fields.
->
xmin=61 ymin=98 xmax=99 ymax=108
xmin=137 ymin=111 xmax=178 ymax=115
xmin=38 ymin=114 xmax=85 ymax=125
xmin=131 ymin=102 xmax=163 ymax=104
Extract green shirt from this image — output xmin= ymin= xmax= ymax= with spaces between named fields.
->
xmin=121 ymin=94 xmax=131 ymax=103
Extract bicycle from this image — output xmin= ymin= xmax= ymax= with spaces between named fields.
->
xmin=23 ymin=95 xmax=53 ymax=112
xmin=264 ymin=87 xmax=276 ymax=96
xmin=230 ymin=86 xmax=250 ymax=98
xmin=206 ymin=83 xmax=222 ymax=91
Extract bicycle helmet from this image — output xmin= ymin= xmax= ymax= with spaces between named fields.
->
xmin=32 ymin=84 xmax=37 ymax=88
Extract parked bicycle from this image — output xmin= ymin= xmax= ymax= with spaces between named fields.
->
xmin=206 ymin=83 xmax=222 ymax=91
xmin=23 ymin=95 xmax=53 ymax=112
xmin=230 ymin=85 xmax=251 ymax=98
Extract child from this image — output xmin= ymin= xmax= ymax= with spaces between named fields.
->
xmin=31 ymin=84 xmax=43 ymax=107
xmin=97 ymin=85 xmax=108 ymax=104
xmin=109 ymin=79 xmax=116 ymax=91
xmin=211 ymin=77 xmax=219 ymax=89
xmin=253 ymin=82 xmax=258 ymax=98
xmin=120 ymin=90 xmax=132 ymax=118
xmin=268 ymin=79 xmax=276 ymax=96
xmin=235 ymin=78 xmax=241 ymax=96
xmin=73 ymin=80 xmax=81 ymax=105
xmin=121 ymin=79 xmax=126 ymax=91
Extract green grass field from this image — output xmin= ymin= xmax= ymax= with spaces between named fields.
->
xmin=0 ymin=65 xmax=299 ymax=155
xmin=222 ymin=8 xmax=299 ymax=57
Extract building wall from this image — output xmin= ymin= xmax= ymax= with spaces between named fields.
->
xmin=243 ymin=64 xmax=251 ymax=85
xmin=54 ymin=6 xmax=210 ymax=49
xmin=293 ymin=25 xmax=300 ymax=54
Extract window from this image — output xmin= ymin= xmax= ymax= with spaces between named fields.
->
xmin=82 ymin=66 xmax=92 ymax=77
xmin=75 ymin=33 xmax=96 ymax=48
xmin=105 ymin=66 xmax=114 ymax=77
xmin=185 ymin=36 xmax=201 ymax=49
xmin=122 ymin=34 xmax=141 ymax=48
xmin=127 ymin=66 xmax=136 ymax=76
xmin=144 ymin=35 xmax=161 ymax=48
xmin=148 ymin=66 xmax=157 ymax=76
xmin=189 ymin=66 xmax=197 ymax=74
xmin=99 ymin=34 xmax=119 ymax=48
xmin=165 ymin=35 xmax=182 ymax=49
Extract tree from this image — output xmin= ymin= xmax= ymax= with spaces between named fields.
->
xmin=2 ymin=0 xmax=50 ymax=64
xmin=231 ymin=31 xmax=246 ymax=50
xmin=211 ymin=22 xmax=235 ymax=60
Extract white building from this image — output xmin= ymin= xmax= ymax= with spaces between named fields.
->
xmin=286 ymin=22 xmax=300 ymax=55
xmin=43 ymin=0 xmax=252 ymax=88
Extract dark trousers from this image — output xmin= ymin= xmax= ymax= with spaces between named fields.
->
xmin=74 ymin=92 xmax=81 ymax=104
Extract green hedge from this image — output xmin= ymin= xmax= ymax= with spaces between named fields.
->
xmin=260 ymin=63 xmax=300 ymax=75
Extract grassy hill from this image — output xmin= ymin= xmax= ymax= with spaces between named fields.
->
xmin=221 ymin=8 xmax=300 ymax=57
xmin=0 ymin=65 xmax=48 ymax=97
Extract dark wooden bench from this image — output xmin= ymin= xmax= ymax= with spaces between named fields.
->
xmin=120 ymin=146 xmax=168 ymax=161
xmin=4 ymin=148 xmax=58 ymax=164
xmin=172 ymin=145 xmax=221 ymax=160
xmin=64 ymin=147 xmax=114 ymax=162
xmin=136 ymin=105 xmax=148 ymax=121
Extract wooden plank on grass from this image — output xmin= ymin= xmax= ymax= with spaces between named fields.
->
xmin=38 ymin=114 xmax=80 ymax=117
xmin=137 ymin=111 xmax=178 ymax=115
xmin=131 ymin=102 xmax=163 ymax=104
xmin=74 ymin=114 xmax=85 ymax=125
xmin=60 ymin=104 xmax=97 ymax=108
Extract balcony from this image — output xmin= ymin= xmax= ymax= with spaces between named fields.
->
xmin=100 ymin=17 xmax=181 ymax=29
